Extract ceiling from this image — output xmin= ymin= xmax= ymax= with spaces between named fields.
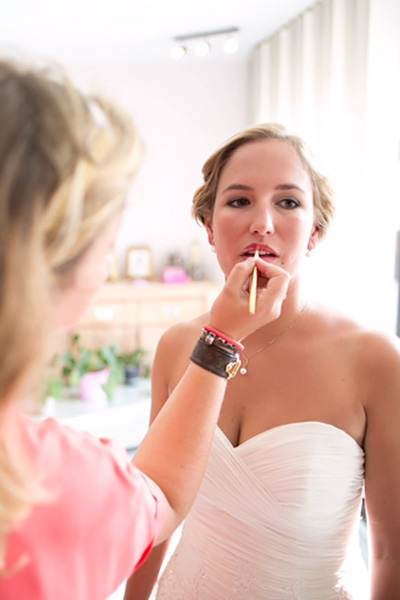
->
xmin=1 ymin=0 xmax=316 ymax=65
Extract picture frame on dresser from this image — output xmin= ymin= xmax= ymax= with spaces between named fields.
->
xmin=126 ymin=246 xmax=153 ymax=280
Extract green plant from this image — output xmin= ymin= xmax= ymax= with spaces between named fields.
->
xmin=62 ymin=335 xmax=122 ymax=382
xmin=44 ymin=373 xmax=65 ymax=401
xmin=45 ymin=335 xmax=148 ymax=400
xmin=117 ymin=348 xmax=149 ymax=384
xmin=117 ymin=348 xmax=147 ymax=368
xmin=46 ymin=335 xmax=124 ymax=401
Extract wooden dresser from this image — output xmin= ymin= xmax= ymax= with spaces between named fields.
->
xmin=67 ymin=281 xmax=220 ymax=365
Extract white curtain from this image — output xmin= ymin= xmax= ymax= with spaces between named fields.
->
xmin=250 ymin=0 xmax=369 ymax=170
xmin=249 ymin=0 xmax=400 ymax=333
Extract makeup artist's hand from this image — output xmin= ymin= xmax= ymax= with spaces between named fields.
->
xmin=209 ymin=257 xmax=290 ymax=342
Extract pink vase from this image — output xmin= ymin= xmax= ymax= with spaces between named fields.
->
xmin=79 ymin=368 xmax=109 ymax=406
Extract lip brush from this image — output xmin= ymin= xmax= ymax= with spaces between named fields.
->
xmin=249 ymin=250 xmax=259 ymax=314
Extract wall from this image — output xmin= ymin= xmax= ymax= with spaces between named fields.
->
xmin=70 ymin=59 xmax=249 ymax=285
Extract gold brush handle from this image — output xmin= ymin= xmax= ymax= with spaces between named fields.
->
xmin=248 ymin=250 xmax=259 ymax=314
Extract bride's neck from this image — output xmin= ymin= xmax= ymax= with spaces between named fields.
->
xmin=244 ymin=286 xmax=308 ymax=347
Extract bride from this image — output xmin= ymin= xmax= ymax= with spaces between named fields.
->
xmin=125 ymin=124 xmax=400 ymax=599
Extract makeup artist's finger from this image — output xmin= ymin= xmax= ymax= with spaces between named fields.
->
xmin=208 ymin=260 xmax=258 ymax=334
xmin=252 ymin=260 xmax=289 ymax=288
xmin=253 ymin=257 xmax=287 ymax=278
xmin=254 ymin=261 xmax=291 ymax=318
xmin=218 ymin=258 xmax=257 ymax=302
xmin=227 ymin=257 xmax=256 ymax=288
xmin=208 ymin=258 xmax=289 ymax=340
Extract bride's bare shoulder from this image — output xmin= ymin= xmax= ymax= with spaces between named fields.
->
xmin=158 ymin=312 xmax=206 ymax=349
xmin=312 ymin=301 xmax=400 ymax=373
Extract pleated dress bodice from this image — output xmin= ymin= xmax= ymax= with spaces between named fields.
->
xmin=156 ymin=422 xmax=369 ymax=599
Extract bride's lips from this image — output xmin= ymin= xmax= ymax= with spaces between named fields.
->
xmin=240 ymin=243 xmax=278 ymax=262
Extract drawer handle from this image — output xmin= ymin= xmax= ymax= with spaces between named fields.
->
xmin=93 ymin=306 xmax=114 ymax=321
xmin=162 ymin=305 xmax=182 ymax=317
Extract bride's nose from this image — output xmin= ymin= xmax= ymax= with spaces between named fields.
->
xmin=250 ymin=205 xmax=274 ymax=235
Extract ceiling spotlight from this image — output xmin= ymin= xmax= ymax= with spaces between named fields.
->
xmin=170 ymin=43 xmax=186 ymax=60
xmin=223 ymin=36 xmax=239 ymax=55
xmin=171 ymin=27 xmax=239 ymax=60
xmin=194 ymin=39 xmax=210 ymax=57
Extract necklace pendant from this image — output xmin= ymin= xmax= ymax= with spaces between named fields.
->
xmin=239 ymin=366 xmax=247 ymax=375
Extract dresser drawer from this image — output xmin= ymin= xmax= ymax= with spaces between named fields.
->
xmin=138 ymin=298 xmax=205 ymax=324
xmin=79 ymin=301 xmax=138 ymax=326
xmin=70 ymin=326 xmax=139 ymax=352
xmin=60 ymin=282 xmax=220 ymax=368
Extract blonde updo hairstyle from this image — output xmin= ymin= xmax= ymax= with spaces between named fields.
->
xmin=192 ymin=123 xmax=335 ymax=238
xmin=0 ymin=59 xmax=141 ymax=561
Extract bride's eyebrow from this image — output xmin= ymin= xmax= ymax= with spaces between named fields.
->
xmin=275 ymin=183 xmax=305 ymax=193
xmin=220 ymin=183 xmax=253 ymax=194
xmin=221 ymin=183 xmax=306 ymax=194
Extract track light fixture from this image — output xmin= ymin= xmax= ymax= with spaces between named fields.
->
xmin=171 ymin=27 xmax=239 ymax=60
xmin=194 ymin=39 xmax=211 ymax=57
xmin=170 ymin=44 xmax=187 ymax=60
xmin=223 ymin=36 xmax=239 ymax=55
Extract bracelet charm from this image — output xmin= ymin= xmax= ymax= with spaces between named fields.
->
xmin=204 ymin=332 xmax=216 ymax=345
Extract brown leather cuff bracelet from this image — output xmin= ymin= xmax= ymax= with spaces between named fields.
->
xmin=190 ymin=338 xmax=241 ymax=380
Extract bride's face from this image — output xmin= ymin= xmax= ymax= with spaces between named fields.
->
xmin=205 ymin=139 xmax=318 ymax=281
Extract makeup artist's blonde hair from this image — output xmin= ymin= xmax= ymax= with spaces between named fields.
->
xmin=0 ymin=58 xmax=141 ymax=571
xmin=192 ymin=123 xmax=335 ymax=239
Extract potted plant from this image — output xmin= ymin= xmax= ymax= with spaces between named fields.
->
xmin=117 ymin=348 xmax=148 ymax=386
xmin=44 ymin=337 xmax=148 ymax=402
xmin=53 ymin=334 xmax=125 ymax=403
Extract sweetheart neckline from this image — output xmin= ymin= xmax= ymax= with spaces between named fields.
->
xmin=217 ymin=421 xmax=364 ymax=452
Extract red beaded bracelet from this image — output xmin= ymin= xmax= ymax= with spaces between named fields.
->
xmin=203 ymin=325 xmax=244 ymax=352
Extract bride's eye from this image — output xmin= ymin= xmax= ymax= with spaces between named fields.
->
xmin=228 ymin=197 xmax=250 ymax=208
xmin=278 ymin=198 xmax=300 ymax=209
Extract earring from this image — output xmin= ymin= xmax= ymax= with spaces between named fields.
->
xmin=210 ymin=245 xmax=216 ymax=253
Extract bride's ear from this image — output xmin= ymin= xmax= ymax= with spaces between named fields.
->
xmin=307 ymin=226 xmax=319 ymax=254
xmin=204 ymin=217 xmax=215 ymax=248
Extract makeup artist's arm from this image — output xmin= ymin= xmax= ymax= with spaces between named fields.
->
xmin=125 ymin=257 xmax=289 ymax=599
xmin=123 ymin=335 xmax=182 ymax=600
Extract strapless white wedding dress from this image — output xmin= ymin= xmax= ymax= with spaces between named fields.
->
xmin=156 ymin=422 xmax=369 ymax=599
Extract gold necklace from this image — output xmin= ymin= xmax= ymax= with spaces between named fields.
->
xmin=239 ymin=303 xmax=308 ymax=375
